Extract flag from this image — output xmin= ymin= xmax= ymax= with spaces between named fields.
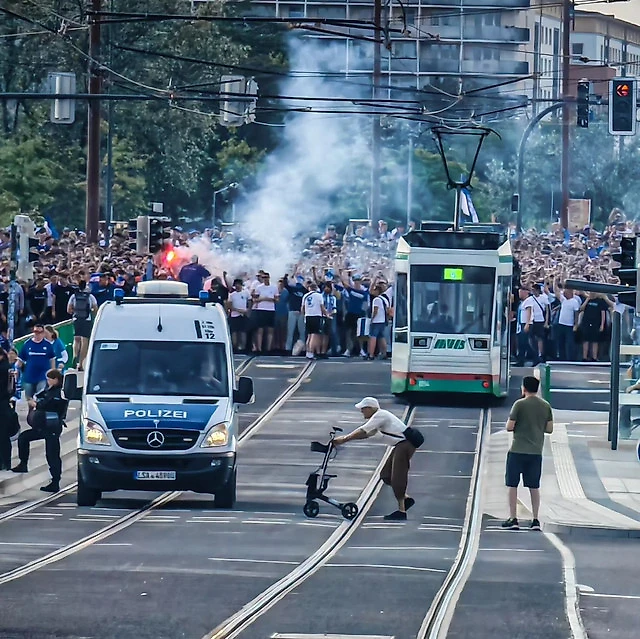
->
xmin=44 ymin=216 xmax=59 ymax=239
xmin=460 ymin=188 xmax=479 ymax=223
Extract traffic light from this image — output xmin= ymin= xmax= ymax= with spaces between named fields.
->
xmin=128 ymin=218 xmax=137 ymax=252
xmin=577 ymin=79 xmax=590 ymax=128
xmin=149 ymin=217 xmax=171 ymax=253
xmin=609 ymin=78 xmax=637 ymax=135
xmin=128 ymin=216 xmax=150 ymax=254
xmin=612 ymin=236 xmax=638 ymax=286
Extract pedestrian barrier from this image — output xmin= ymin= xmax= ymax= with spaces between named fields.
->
xmin=533 ymin=363 xmax=551 ymax=402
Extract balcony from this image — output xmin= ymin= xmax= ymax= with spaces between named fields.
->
xmin=419 ymin=0 xmax=529 ymax=6
xmin=416 ymin=57 xmax=529 ymax=76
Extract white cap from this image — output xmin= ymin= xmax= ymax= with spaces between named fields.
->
xmin=355 ymin=396 xmax=380 ymax=410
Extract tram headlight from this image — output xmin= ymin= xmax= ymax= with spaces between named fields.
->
xmin=471 ymin=339 xmax=489 ymax=350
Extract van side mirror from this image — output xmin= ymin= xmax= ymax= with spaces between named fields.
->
xmin=233 ymin=376 xmax=254 ymax=404
xmin=63 ymin=372 xmax=82 ymax=401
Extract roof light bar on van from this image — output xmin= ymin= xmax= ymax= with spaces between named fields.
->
xmin=114 ymin=288 xmax=125 ymax=305
xmin=199 ymin=290 xmax=209 ymax=307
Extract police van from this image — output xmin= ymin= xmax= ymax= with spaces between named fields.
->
xmin=63 ymin=281 xmax=253 ymax=508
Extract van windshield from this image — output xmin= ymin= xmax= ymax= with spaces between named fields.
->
xmin=87 ymin=341 xmax=229 ymax=397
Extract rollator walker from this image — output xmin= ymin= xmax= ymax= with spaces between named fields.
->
xmin=304 ymin=426 xmax=359 ymax=520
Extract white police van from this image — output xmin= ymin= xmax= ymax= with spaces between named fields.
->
xmin=63 ymin=281 xmax=253 ymax=507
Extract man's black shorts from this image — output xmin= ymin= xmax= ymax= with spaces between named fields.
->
xmin=505 ymin=451 xmax=542 ymax=489
xmin=254 ymin=310 xmax=275 ymax=329
xmin=229 ymin=316 xmax=247 ymax=333
xmin=305 ymin=316 xmax=323 ymax=335
xmin=530 ymin=322 xmax=545 ymax=339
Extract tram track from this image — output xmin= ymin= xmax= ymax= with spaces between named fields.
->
xmin=201 ymin=406 xmax=489 ymax=639
xmin=0 ymin=355 xmax=258 ymax=525
xmin=0 ymin=357 xmax=315 ymax=587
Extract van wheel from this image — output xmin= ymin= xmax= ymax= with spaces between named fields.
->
xmin=214 ymin=469 xmax=236 ymax=509
xmin=77 ymin=472 xmax=101 ymax=507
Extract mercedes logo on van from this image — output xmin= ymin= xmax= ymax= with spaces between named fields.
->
xmin=147 ymin=431 xmax=165 ymax=448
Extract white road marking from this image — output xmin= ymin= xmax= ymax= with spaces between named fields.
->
xmin=326 ymin=562 xmax=447 ymax=573
xmin=209 ymin=557 xmax=299 ymax=566
xmin=242 ymin=520 xmax=292 ymax=525
xmin=271 ymin=634 xmax=394 ymax=639
xmin=479 ymin=548 xmax=544 ymax=553
xmin=580 ymin=592 xmax=640 ymax=600
xmin=349 ymin=546 xmax=456 ymax=551
xmin=0 ymin=542 xmax=59 ymax=547
xmin=544 ymin=532 xmax=588 ymax=639
xmin=271 ymin=635 xmax=394 ymax=639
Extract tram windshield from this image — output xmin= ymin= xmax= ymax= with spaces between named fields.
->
xmin=410 ymin=265 xmax=494 ymax=335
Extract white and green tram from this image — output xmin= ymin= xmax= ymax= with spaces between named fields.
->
xmin=391 ymin=227 xmax=513 ymax=398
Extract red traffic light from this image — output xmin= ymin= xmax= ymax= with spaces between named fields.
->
xmin=616 ymin=83 xmax=630 ymax=98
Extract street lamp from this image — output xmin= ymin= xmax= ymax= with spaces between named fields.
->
xmin=212 ymin=182 xmax=239 ymax=225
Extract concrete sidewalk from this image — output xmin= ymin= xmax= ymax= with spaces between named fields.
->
xmin=485 ymin=410 xmax=640 ymax=538
xmin=0 ymin=399 xmax=80 ymax=502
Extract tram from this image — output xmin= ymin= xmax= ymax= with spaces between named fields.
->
xmin=391 ymin=225 xmax=514 ymax=398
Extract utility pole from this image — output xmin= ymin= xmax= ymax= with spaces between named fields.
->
xmin=86 ymin=0 xmax=102 ymax=244
xmin=560 ymin=0 xmax=572 ymax=230
xmin=370 ymin=0 xmax=382 ymax=226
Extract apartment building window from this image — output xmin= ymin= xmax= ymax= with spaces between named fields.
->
xmin=572 ymin=43 xmax=583 ymax=56
xmin=485 ymin=13 xmax=500 ymax=27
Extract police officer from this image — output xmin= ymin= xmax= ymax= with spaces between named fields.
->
xmin=11 ymin=369 xmax=67 ymax=492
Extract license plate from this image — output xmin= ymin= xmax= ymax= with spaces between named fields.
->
xmin=134 ymin=471 xmax=176 ymax=481
xmin=418 ymin=380 xmax=430 ymax=388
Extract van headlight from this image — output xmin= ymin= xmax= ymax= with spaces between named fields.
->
xmin=201 ymin=422 xmax=229 ymax=448
xmin=81 ymin=419 xmax=111 ymax=446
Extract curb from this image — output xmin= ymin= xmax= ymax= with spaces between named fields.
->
xmin=544 ymin=521 xmax=640 ymax=539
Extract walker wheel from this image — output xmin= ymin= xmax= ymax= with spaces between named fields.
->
xmin=303 ymin=500 xmax=320 ymax=518
xmin=341 ymin=502 xmax=358 ymax=520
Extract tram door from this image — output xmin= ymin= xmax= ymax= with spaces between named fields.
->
xmin=496 ymin=276 xmax=511 ymax=392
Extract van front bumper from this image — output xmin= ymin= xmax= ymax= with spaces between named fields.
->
xmin=78 ymin=449 xmax=235 ymax=493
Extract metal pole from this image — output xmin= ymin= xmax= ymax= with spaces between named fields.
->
xmin=212 ymin=192 xmax=217 ymax=226
xmin=370 ymin=0 xmax=382 ymax=225
xmin=610 ymin=311 xmax=621 ymax=449
xmin=517 ymin=102 xmax=564 ymax=233
xmin=85 ymin=0 xmax=102 ymax=244
xmin=609 ymin=311 xmax=620 ymax=450
xmin=406 ymin=132 xmax=413 ymax=229
xmin=7 ymin=223 xmax=17 ymax=344
xmin=560 ymin=0 xmax=571 ymax=230
xmin=104 ymin=0 xmax=113 ymax=243
xmin=454 ymin=186 xmax=462 ymax=231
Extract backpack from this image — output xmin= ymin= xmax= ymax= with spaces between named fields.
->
xmin=74 ymin=291 xmax=91 ymax=321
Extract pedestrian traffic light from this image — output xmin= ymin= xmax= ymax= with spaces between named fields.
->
xmin=149 ymin=217 xmax=171 ymax=253
xmin=609 ymin=78 xmax=637 ymax=135
xmin=612 ymin=236 xmax=639 ymax=286
xmin=577 ymin=79 xmax=590 ymax=128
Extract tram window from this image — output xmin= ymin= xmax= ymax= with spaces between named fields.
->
xmin=395 ymin=273 xmax=408 ymax=329
xmin=410 ymin=265 xmax=494 ymax=335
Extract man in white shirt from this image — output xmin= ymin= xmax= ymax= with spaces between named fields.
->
xmin=333 ymin=396 xmax=421 ymax=520
xmin=553 ymin=283 xmax=581 ymax=361
xmin=226 ymin=278 xmax=250 ymax=352
xmin=301 ymin=282 xmax=327 ymax=360
xmin=252 ymin=272 xmax=279 ymax=353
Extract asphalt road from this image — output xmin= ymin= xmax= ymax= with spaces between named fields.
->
xmin=0 ymin=358 xmax=632 ymax=639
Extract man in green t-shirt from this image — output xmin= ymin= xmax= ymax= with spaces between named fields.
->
xmin=502 ymin=375 xmax=554 ymax=531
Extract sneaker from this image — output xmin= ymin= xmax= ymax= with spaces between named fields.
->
xmin=11 ymin=462 xmax=28 ymax=473
xmin=359 ymin=349 xmax=367 ymax=357
xmin=405 ymin=497 xmax=415 ymax=511
xmin=383 ymin=510 xmax=407 ymax=521
xmin=40 ymin=482 xmax=60 ymax=493
xmin=501 ymin=517 xmax=519 ymax=530
xmin=342 ymin=350 xmax=352 ymax=358
xmin=530 ymin=518 xmax=542 ymax=531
